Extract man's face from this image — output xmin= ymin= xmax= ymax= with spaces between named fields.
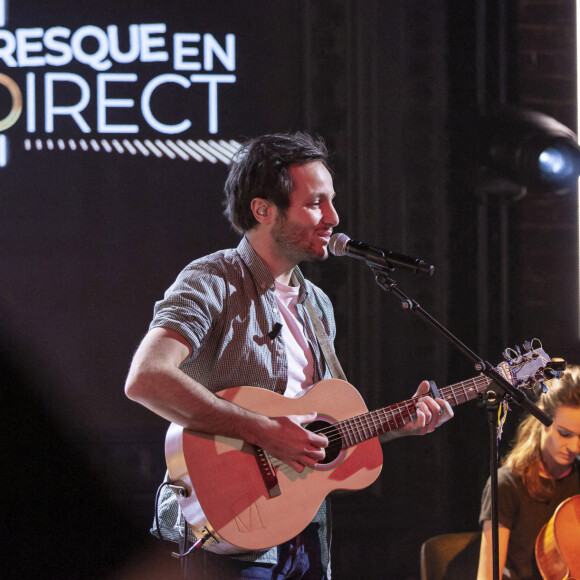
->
xmin=541 ymin=405 xmax=580 ymax=469
xmin=271 ymin=161 xmax=339 ymax=264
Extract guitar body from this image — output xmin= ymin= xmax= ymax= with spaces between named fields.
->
xmin=535 ymin=494 xmax=580 ymax=580
xmin=165 ymin=379 xmax=383 ymax=554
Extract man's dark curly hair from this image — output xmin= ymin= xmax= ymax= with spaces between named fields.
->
xmin=223 ymin=132 xmax=330 ymax=234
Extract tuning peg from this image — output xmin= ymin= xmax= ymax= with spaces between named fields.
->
xmin=533 ymin=382 xmax=549 ymax=399
xmin=543 ymin=368 xmax=556 ymax=380
xmin=522 ymin=341 xmax=531 ymax=352
xmin=514 ymin=345 xmax=522 ymax=356
xmin=502 ymin=348 xmax=514 ymax=363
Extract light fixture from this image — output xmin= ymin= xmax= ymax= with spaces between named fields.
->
xmin=481 ymin=107 xmax=580 ymax=194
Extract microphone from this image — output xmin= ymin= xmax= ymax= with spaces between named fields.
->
xmin=328 ymin=233 xmax=434 ymax=276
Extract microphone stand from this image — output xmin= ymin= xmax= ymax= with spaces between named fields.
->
xmin=369 ymin=265 xmax=552 ymax=580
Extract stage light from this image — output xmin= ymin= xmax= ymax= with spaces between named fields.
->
xmin=482 ymin=108 xmax=580 ymax=194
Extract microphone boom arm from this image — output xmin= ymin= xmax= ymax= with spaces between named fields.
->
xmin=370 ymin=265 xmax=551 ymax=425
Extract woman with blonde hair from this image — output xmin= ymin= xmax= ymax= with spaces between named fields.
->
xmin=477 ymin=365 xmax=580 ymax=580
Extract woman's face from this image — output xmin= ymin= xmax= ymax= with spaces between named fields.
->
xmin=541 ymin=406 xmax=580 ymax=471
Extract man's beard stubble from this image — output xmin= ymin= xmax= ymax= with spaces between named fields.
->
xmin=271 ymin=214 xmax=328 ymax=264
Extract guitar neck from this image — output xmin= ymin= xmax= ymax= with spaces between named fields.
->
xmin=336 ymin=374 xmax=492 ymax=449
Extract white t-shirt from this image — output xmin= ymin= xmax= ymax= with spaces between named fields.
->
xmin=274 ymin=280 xmax=315 ymax=398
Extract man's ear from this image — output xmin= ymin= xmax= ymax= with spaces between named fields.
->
xmin=251 ymin=198 xmax=271 ymax=221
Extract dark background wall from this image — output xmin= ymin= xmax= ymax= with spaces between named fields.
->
xmin=1 ymin=1 xmax=578 ymax=578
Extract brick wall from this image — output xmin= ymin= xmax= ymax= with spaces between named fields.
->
xmin=511 ymin=0 xmax=579 ymax=362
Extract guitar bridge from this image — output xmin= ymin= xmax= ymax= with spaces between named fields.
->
xmin=253 ymin=445 xmax=281 ymax=498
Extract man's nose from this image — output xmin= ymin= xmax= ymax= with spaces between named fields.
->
xmin=324 ymin=203 xmax=339 ymax=227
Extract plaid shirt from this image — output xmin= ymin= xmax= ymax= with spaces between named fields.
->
xmin=150 ymin=236 xmax=336 ymax=565
xmin=151 ymin=235 xmax=336 ymax=392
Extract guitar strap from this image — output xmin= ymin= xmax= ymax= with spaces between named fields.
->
xmin=303 ymin=295 xmax=342 ymax=573
xmin=304 ymin=297 xmax=347 ymax=382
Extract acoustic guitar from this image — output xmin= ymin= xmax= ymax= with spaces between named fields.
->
xmin=536 ymin=494 xmax=580 ymax=580
xmin=165 ymin=344 xmax=552 ymax=554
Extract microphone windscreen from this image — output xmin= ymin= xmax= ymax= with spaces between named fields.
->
xmin=328 ymin=233 xmax=350 ymax=257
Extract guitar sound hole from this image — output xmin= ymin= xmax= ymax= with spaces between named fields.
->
xmin=306 ymin=420 xmax=342 ymax=465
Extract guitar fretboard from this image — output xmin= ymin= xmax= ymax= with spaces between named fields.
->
xmin=334 ymin=375 xmax=496 ymax=448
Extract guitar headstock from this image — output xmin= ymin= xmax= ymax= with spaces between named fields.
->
xmin=497 ymin=339 xmax=564 ymax=395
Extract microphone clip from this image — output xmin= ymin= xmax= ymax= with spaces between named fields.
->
xmin=268 ymin=323 xmax=283 ymax=339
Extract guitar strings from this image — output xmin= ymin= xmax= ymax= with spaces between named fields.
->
xmin=309 ymin=364 xmax=543 ymax=446
xmin=270 ymin=369 xmax=539 ymax=472
xmin=307 ymin=374 xmax=497 ymax=449
xmin=310 ymin=396 xmax=423 ymax=444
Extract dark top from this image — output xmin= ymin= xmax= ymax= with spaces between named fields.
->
xmin=479 ymin=460 xmax=580 ymax=579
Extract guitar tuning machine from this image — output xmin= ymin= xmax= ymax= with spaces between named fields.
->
xmin=503 ymin=347 xmax=521 ymax=364
xmin=519 ymin=340 xmax=540 ymax=359
xmin=530 ymin=381 xmax=549 ymax=401
xmin=526 ymin=338 xmax=543 ymax=358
